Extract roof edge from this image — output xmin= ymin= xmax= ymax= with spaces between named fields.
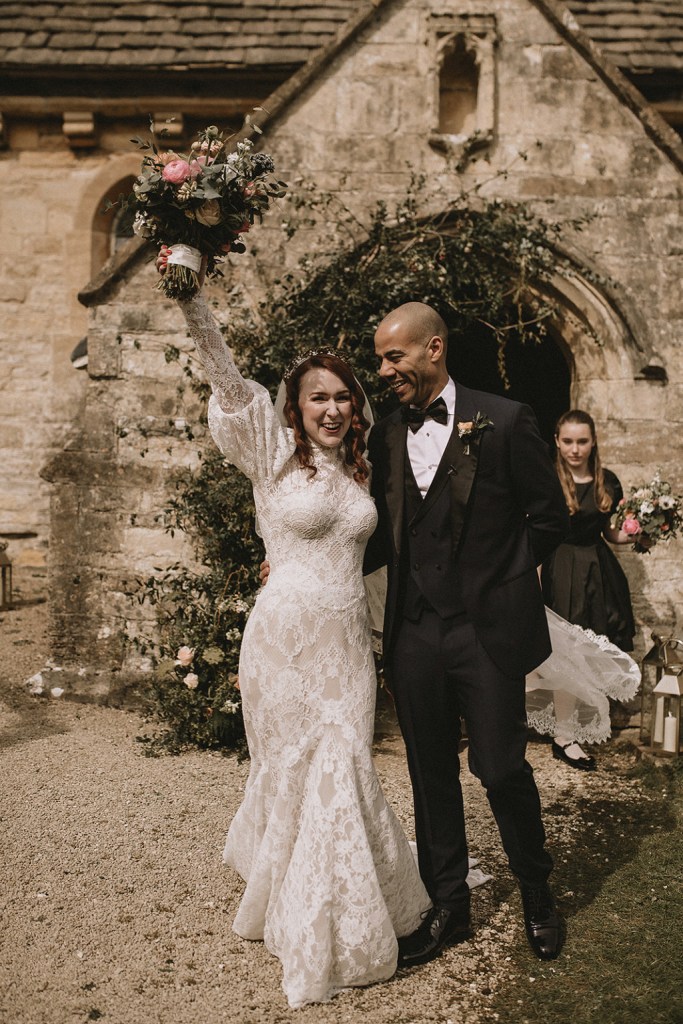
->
xmin=529 ymin=0 xmax=683 ymax=174
xmin=78 ymin=236 xmax=151 ymax=307
xmin=238 ymin=0 xmax=389 ymax=142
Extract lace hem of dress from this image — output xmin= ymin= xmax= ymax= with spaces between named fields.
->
xmin=224 ymin=725 xmax=430 ymax=1008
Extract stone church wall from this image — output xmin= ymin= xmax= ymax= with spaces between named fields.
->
xmin=1 ymin=0 xmax=681 ymax=696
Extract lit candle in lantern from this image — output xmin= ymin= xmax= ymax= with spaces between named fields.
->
xmin=653 ymin=696 xmax=665 ymax=743
xmin=663 ymin=713 xmax=678 ymax=754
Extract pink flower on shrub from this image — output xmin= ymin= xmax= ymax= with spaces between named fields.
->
xmin=184 ymin=672 xmax=199 ymax=690
xmin=162 ymin=160 xmax=195 ymax=184
xmin=622 ymin=517 xmax=641 ymax=536
xmin=176 ymin=645 xmax=194 ymax=667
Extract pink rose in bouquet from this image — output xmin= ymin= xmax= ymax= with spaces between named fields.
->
xmin=162 ymin=159 xmax=197 ymax=184
xmin=621 ymin=517 xmax=641 ymax=536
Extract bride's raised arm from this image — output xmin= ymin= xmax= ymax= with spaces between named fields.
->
xmin=157 ymin=248 xmax=293 ymax=485
xmin=156 ymin=244 xmax=252 ymax=414
xmin=177 ymin=293 xmax=253 ymax=414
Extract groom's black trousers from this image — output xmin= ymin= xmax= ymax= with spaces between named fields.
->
xmin=388 ymin=608 xmax=553 ymax=911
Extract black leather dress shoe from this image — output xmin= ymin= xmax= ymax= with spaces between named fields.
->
xmin=397 ymin=906 xmax=472 ymax=968
xmin=521 ymin=884 xmax=563 ymax=961
xmin=552 ymin=740 xmax=597 ymax=771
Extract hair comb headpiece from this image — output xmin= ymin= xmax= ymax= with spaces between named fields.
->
xmin=282 ymin=348 xmax=339 ymax=381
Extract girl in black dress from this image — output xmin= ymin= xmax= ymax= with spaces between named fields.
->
xmin=542 ymin=410 xmax=638 ymax=770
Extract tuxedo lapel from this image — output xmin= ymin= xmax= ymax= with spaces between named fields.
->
xmin=448 ymin=385 xmax=482 ymax=554
xmin=384 ymin=415 xmax=408 ymax=555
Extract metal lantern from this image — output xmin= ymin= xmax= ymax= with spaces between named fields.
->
xmin=651 ymin=673 xmax=683 ymax=758
xmin=640 ymin=634 xmax=683 ymax=747
xmin=0 ymin=542 xmax=12 ymax=610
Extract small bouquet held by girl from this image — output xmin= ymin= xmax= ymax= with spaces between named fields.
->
xmin=612 ymin=472 xmax=682 ymax=552
xmin=125 ymin=121 xmax=287 ymax=300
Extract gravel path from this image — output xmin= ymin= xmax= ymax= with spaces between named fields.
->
xmin=0 ymin=568 xmax=660 ymax=1024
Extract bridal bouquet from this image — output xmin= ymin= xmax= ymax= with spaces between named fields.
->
xmin=612 ymin=472 xmax=682 ymax=552
xmin=126 ymin=123 xmax=287 ymax=299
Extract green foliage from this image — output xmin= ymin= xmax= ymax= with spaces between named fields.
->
xmin=137 ymin=179 xmax=585 ymax=752
xmin=135 ymin=451 xmax=263 ymax=755
xmin=232 ymin=181 xmax=581 ymax=398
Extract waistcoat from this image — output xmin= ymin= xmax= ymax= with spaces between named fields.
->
xmin=401 ymin=455 xmax=466 ymax=620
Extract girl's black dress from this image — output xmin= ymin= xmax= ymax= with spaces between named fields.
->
xmin=542 ymin=468 xmax=635 ymax=652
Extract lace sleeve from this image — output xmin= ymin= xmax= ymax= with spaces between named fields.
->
xmin=177 ymin=295 xmax=295 ymax=483
xmin=177 ymin=294 xmax=252 ymax=412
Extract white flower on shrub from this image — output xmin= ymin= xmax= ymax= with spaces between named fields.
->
xmin=26 ymin=672 xmax=44 ymax=696
xmin=221 ymin=700 xmax=240 ymax=715
xmin=184 ymin=672 xmax=200 ymax=690
xmin=175 ymin=646 xmax=194 ymax=667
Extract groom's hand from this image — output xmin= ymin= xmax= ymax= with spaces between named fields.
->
xmin=259 ymin=559 xmax=271 ymax=586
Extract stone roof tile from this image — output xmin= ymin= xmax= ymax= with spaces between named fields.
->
xmin=0 ymin=0 xmax=360 ymax=69
xmin=567 ymin=0 xmax=683 ymax=69
xmin=0 ymin=0 xmax=681 ymax=75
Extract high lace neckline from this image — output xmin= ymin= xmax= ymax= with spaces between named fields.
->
xmin=309 ymin=438 xmax=345 ymax=463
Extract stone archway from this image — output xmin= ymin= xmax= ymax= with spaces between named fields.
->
xmin=448 ymin=255 xmax=656 ymax=446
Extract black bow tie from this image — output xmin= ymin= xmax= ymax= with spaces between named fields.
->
xmin=403 ymin=397 xmax=449 ymax=433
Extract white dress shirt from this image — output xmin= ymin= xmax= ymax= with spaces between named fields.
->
xmin=406 ymin=378 xmax=456 ymax=497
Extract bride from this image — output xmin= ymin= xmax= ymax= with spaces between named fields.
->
xmin=158 ymin=251 xmax=431 ymax=1008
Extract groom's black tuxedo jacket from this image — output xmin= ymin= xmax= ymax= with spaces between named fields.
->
xmin=365 ymin=383 xmax=569 ymax=678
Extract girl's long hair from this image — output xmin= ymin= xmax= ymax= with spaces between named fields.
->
xmin=554 ymin=409 xmax=612 ymax=514
xmin=283 ymin=354 xmax=370 ymax=483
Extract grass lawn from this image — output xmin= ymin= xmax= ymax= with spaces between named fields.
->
xmin=487 ymin=752 xmax=683 ymax=1024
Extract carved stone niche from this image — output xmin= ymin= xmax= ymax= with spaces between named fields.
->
xmin=428 ymin=13 xmax=497 ymax=164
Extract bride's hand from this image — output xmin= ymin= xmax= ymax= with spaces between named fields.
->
xmin=156 ymin=245 xmax=170 ymax=275
xmin=156 ymin=246 xmax=208 ymax=289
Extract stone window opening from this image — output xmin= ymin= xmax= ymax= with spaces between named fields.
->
xmin=430 ymin=15 xmax=497 ymax=163
xmin=90 ymin=175 xmax=136 ymax=277
xmin=438 ymin=36 xmax=479 ymax=137
xmin=111 ymin=203 xmax=136 ymax=254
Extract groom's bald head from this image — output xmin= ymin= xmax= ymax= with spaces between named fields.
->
xmin=376 ymin=302 xmax=449 ymax=352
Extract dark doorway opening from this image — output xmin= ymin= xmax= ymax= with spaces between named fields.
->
xmin=447 ymin=323 xmax=571 ymax=446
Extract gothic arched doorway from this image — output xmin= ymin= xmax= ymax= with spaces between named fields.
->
xmin=447 ymin=323 xmax=571 ymax=446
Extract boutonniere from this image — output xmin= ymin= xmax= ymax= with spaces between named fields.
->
xmin=457 ymin=412 xmax=494 ymax=455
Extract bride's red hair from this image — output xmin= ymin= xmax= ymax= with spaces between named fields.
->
xmin=283 ymin=354 xmax=370 ymax=483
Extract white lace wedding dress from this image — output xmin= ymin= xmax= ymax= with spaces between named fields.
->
xmin=178 ymin=296 xmax=430 ymax=1009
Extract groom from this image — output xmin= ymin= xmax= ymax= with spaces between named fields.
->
xmin=365 ymin=302 xmax=569 ymax=966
